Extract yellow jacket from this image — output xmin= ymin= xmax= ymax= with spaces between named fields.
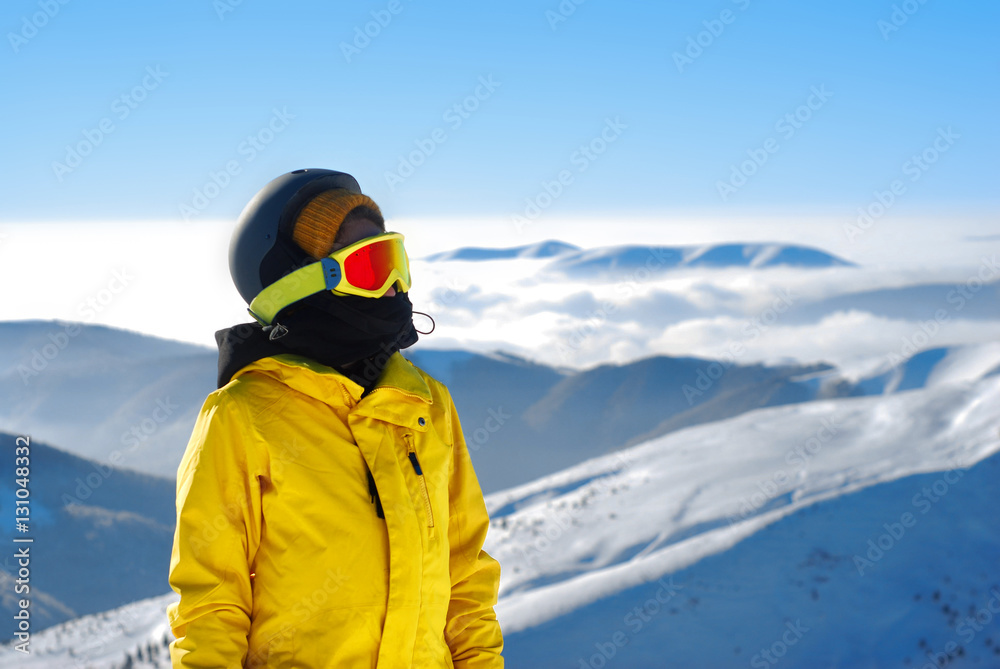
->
xmin=166 ymin=352 xmax=503 ymax=668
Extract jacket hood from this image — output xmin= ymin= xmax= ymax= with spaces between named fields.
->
xmin=230 ymin=351 xmax=434 ymax=415
xmin=215 ymin=323 xmax=280 ymax=389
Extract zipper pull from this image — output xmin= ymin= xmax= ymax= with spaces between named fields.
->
xmin=406 ymin=443 xmax=434 ymax=528
xmin=366 ymin=466 xmax=384 ymax=519
xmin=407 ymin=451 xmax=423 ymax=475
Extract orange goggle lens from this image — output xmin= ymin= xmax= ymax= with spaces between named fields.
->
xmin=338 ymin=234 xmax=410 ymax=295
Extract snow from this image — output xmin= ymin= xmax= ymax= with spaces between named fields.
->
xmin=6 ymin=371 xmax=998 ymax=668
xmin=0 ymin=593 xmax=177 ymax=668
xmin=925 ymin=342 xmax=1000 ymax=387
xmin=486 ymin=375 xmax=1000 ymax=628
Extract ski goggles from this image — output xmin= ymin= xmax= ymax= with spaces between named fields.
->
xmin=248 ymin=232 xmax=411 ymax=326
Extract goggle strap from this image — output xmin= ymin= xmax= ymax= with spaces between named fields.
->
xmin=249 ymin=261 xmax=329 ymax=325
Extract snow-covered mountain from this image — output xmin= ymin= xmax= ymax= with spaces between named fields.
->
xmin=410 ymin=240 xmax=1000 ymax=371
xmin=823 ymin=342 xmax=1000 ymax=397
xmin=2 ymin=234 xmax=997 ymax=666
xmin=5 ymin=370 xmax=997 ymax=668
xmin=0 ymin=322 xmax=830 ymax=490
xmin=545 ymin=242 xmax=854 ymax=279
xmin=0 ymin=593 xmax=177 ymax=669
xmin=6 ymin=242 xmax=998 ymax=469
xmin=487 ymin=372 xmax=1000 ymax=635
xmin=423 ymin=240 xmax=581 ymax=261
xmin=784 ymin=279 xmax=1000 ymax=324
xmin=0 ymin=321 xmax=214 ymax=477
xmin=10 ymin=321 xmax=996 ymax=494
xmin=409 ymin=349 xmax=836 ymax=492
xmin=0 ymin=433 xmax=176 ymax=637
xmin=423 ymin=240 xmax=854 ymax=274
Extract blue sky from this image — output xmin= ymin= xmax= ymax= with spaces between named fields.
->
xmin=2 ymin=0 xmax=997 ymax=223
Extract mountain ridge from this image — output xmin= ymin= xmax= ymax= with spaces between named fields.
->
xmin=422 ymin=239 xmax=855 ymax=273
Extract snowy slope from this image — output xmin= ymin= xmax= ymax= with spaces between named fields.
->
xmin=486 ymin=373 xmax=1000 ymax=667
xmin=0 ymin=433 xmax=176 ymax=636
xmin=6 ymin=373 xmax=997 ymax=668
xmin=503 ymin=452 xmax=1000 ymax=668
xmin=0 ymin=593 xmax=178 ymax=669
xmin=487 ymin=373 xmax=1000 ymax=629
xmin=829 ymin=342 xmax=1000 ymax=397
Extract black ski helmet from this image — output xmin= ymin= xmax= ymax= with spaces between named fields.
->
xmin=229 ymin=168 xmax=364 ymax=305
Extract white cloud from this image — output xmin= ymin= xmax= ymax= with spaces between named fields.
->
xmin=1 ymin=217 xmax=997 ymax=374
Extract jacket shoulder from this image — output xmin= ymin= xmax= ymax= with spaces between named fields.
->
xmin=214 ymin=366 xmax=289 ymax=420
xmin=402 ymin=356 xmax=454 ymax=404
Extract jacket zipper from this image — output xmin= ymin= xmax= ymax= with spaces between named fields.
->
xmin=405 ymin=434 xmax=434 ymax=528
xmin=362 ymin=386 xmax=426 ymax=402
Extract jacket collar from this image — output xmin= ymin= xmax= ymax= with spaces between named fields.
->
xmin=231 ymin=351 xmax=432 ymax=407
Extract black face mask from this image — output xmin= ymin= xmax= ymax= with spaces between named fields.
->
xmin=215 ymin=291 xmax=419 ymax=390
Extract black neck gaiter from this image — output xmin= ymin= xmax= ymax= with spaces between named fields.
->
xmin=215 ymin=291 xmax=419 ymax=390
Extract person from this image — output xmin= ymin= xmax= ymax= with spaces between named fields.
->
xmin=166 ymin=168 xmax=504 ymax=668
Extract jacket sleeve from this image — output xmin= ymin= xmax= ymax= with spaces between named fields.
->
xmin=166 ymin=389 xmax=265 ymax=668
xmin=444 ymin=395 xmax=504 ymax=668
